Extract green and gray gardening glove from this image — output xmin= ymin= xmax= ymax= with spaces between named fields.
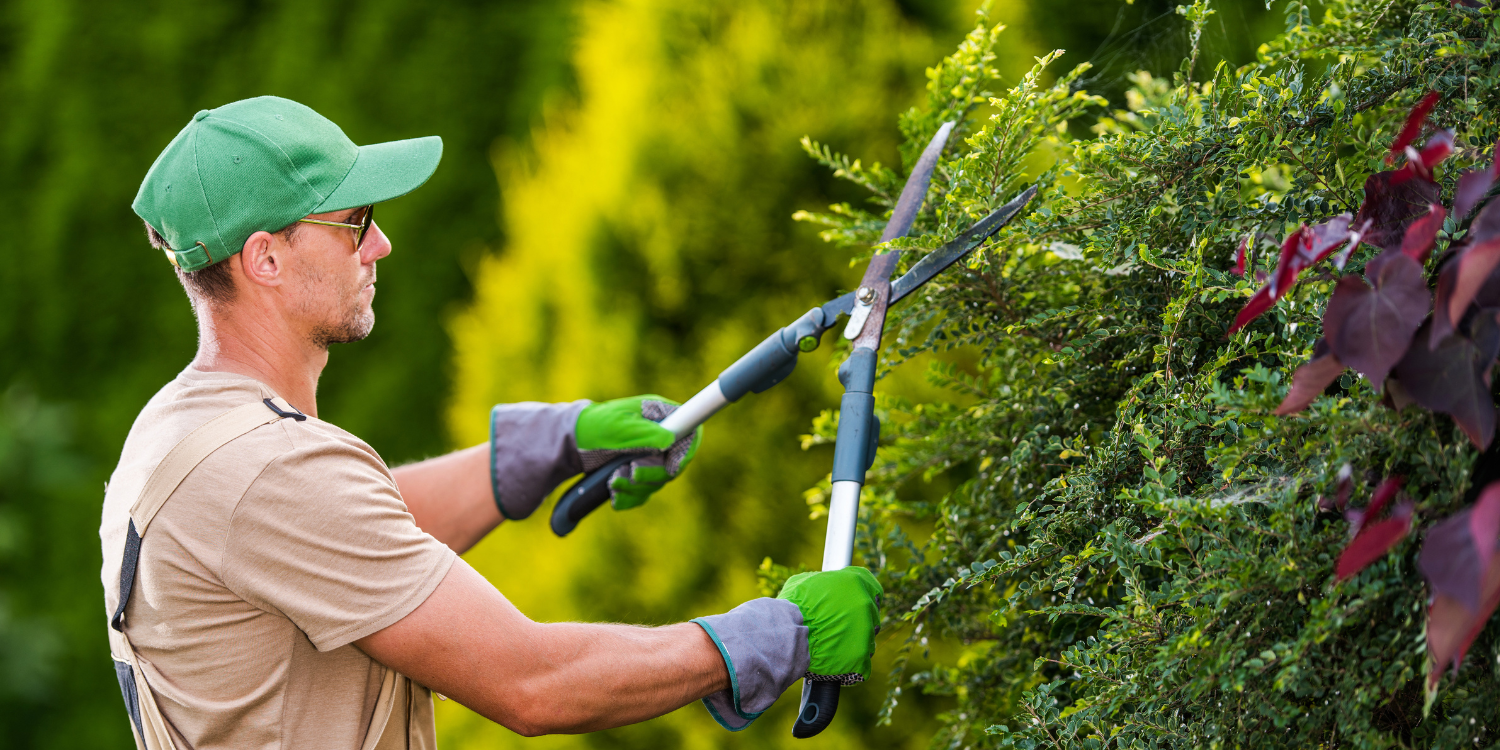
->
xmin=488 ymin=395 xmax=701 ymax=520
xmin=777 ymin=567 xmax=882 ymax=684
xmin=574 ymin=394 xmax=701 ymax=510
xmin=691 ymin=566 xmax=882 ymax=731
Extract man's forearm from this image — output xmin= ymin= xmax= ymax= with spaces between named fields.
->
xmin=396 ymin=402 xmax=590 ymax=553
xmin=503 ymin=621 xmax=729 ymax=733
xmin=357 ymin=561 xmax=729 ymax=736
xmin=392 ymin=444 xmax=499 ymax=554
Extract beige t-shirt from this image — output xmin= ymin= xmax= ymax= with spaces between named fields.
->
xmin=100 ymin=367 xmax=456 ymax=749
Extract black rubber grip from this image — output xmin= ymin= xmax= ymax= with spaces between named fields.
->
xmin=792 ymin=680 xmax=839 ymax=738
xmin=550 ymin=455 xmax=633 ymax=537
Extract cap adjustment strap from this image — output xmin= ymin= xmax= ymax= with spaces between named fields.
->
xmin=166 ymin=241 xmax=214 ymax=271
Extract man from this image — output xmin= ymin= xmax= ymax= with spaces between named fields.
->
xmin=101 ymin=96 xmax=881 ymax=749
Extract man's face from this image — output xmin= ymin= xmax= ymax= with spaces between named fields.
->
xmin=283 ymin=207 xmax=392 ymax=349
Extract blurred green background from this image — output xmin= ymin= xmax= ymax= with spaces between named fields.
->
xmin=0 ymin=0 xmax=1275 ymax=746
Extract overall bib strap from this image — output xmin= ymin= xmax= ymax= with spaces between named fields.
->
xmin=111 ymin=397 xmax=304 ymax=750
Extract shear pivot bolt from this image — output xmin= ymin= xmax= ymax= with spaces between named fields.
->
xmin=856 ymin=286 xmax=876 ymax=304
xmin=798 ymin=335 xmax=819 ymax=352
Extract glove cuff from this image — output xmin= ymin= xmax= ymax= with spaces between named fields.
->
xmin=692 ymin=598 xmax=809 ymax=732
xmin=489 ymin=401 xmax=589 ymax=520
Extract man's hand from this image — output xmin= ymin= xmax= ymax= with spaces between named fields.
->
xmin=777 ymin=567 xmax=882 ymax=684
xmin=575 ymin=394 xmax=702 ymax=510
xmin=689 ymin=566 xmax=883 ymax=730
xmin=394 ymin=395 xmax=702 ymax=554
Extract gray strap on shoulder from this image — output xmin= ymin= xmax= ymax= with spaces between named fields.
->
xmin=111 ymin=397 xmax=303 ymax=634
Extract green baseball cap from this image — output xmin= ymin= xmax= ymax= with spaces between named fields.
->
xmin=133 ymin=96 xmax=442 ymax=271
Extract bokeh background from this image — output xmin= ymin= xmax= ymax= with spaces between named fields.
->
xmin=0 ymin=0 xmax=1276 ymax=746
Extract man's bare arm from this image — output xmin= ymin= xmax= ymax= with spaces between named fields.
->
xmin=355 ymin=558 xmax=729 ymax=736
xmin=392 ymin=444 xmax=498 ymax=554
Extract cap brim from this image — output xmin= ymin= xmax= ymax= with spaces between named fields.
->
xmin=314 ymin=135 xmax=442 ymax=212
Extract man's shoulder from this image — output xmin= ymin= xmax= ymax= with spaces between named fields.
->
xmin=101 ymin=368 xmax=386 ymax=550
xmin=115 ymin=367 xmax=383 ymax=479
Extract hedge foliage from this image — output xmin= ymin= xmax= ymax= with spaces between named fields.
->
xmin=792 ymin=0 xmax=1500 ymax=746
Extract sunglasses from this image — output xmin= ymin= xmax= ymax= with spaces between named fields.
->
xmin=298 ymin=205 xmax=374 ymax=248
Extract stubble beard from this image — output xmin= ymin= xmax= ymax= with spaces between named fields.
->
xmin=308 ymin=273 xmax=376 ymax=349
xmin=310 ymin=305 xmax=374 ymax=348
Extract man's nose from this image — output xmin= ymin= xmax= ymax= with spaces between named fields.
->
xmin=361 ymin=223 xmax=392 ymax=264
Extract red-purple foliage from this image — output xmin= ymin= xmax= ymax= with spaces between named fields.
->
xmin=1454 ymin=139 xmax=1498 ymax=221
xmin=1321 ymin=252 xmax=1430 ymax=389
xmin=1227 ymin=217 xmax=1356 ymax=334
xmin=1441 ymin=201 xmax=1500 ymax=324
xmin=1275 ymin=343 xmax=1344 ymax=415
xmin=1393 ymin=314 xmax=1500 ymax=448
xmin=1400 ymin=205 xmax=1445 ymax=263
xmin=1316 ymin=463 xmax=1355 ymax=514
xmin=1387 ymin=91 xmax=1440 ymax=163
xmin=1420 ymin=481 xmax=1500 ymax=688
xmin=1229 ymin=285 xmax=1276 ymax=334
xmin=1230 ymin=99 xmax=1452 ymax=336
xmin=1256 ymin=88 xmax=1500 ymax=700
xmin=1336 ymin=476 xmax=1413 ymax=580
xmin=1356 ymin=131 xmax=1450 ymax=252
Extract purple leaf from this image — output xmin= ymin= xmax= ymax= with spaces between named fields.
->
xmin=1388 ymin=91 xmax=1441 ymax=163
xmin=1419 ymin=482 xmax=1500 ymax=612
xmin=1444 ymin=201 xmax=1500 ymax=324
xmin=1429 ymin=246 xmax=1500 ymax=349
xmin=1335 ymin=218 xmax=1373 ymax=270
xmin=1323 ymin=253 xmax=1431 ymax=388
xmin=1345 ymin=476 xmax=1405 ymax=540
xmin=1401 ymin=205 xmax=1445 ymax=263
xmin=1275 ymin=347 xmax=1345 ymax=415
xmin=1336 ymin=477 xmax=1412 ymax=581
xmin=1366 ymin=476 xmax=1404 ymax=525
xmin=1455 ymin=164 xmax=1496 ymax=223
xmin=1357 ymin=130 xmax=1452 ymax=253
xmin=1385 ymin=376 xmax=1418 ymax=411
xmin=1306 ymin=215 xmax=1354 ymax=265
xmin=1231 ymin=219 xmax=1355 ymax=334
xmin=1432 ymin=254 xmax=1462 ymax=348
xmin=1318 ymin=463 xmax=1355 ymax=513
xmin=1424 ymin=481 xmax=1500 ymax=688
xmin=1426 ymin=582 xmax=1500 ymax=689
xmin=1228 ymin=284 xmax=1275 ymax=334
xmin=1357 ymin=169 xmax=1441 ymax=252
xmin=1394 ymin=313 xmax=1500 ymax=448
xmin=1412 ymin=130 xmax=1456 ymax=178
xmin=1336 ymin=513 xmax=1413 ymax=580
xmin=1269 ymin=228 xmax=1308 ymax=298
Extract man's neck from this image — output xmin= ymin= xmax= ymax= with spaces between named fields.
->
xmin=190 ymin=304 xmax=326 ymax=418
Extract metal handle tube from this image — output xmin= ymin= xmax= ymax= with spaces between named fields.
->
xmin=658 ymin=380 xmax=728 ymax=438
xmin=794 ymin=346 xmax=878 ymax=739
xmin=551 ymin=305 xmax=838 ymax=539
xmin=821 ymin=480 xmax=862 ymax=571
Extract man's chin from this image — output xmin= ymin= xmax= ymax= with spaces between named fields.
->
xmin=310 ymin=311 xmax=375 ymax=348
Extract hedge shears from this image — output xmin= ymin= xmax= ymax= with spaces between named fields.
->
xmin=550 ymin=121 xmax=1036 ymax=737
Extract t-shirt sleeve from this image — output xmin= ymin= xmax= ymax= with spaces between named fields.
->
xmin=222 ymin=439 xmax=457 ymax=652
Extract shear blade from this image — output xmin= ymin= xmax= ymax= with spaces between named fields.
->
xmin=889 ymin=185 xmax=1037 ymax=305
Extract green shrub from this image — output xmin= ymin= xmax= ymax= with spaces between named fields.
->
xmin=793 ymin=1 xmax=1500 ymax=746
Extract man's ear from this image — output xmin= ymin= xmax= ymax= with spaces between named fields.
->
xmin=238 ymin=230 xmax=285 ymax=288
